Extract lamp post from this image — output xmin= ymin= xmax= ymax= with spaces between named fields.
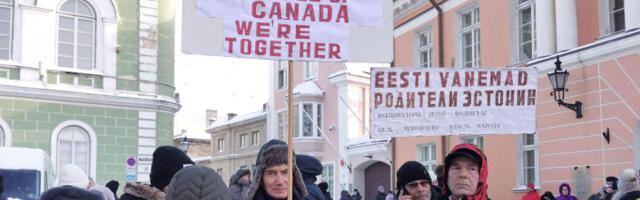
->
xmin=547 ymin=56 xmax=583 ymax=118
xmin=180 ymin=136 xmax=191 ymax=153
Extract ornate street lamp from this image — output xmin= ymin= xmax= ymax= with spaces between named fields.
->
xmin=547 ymin=56 xmax=583 ymax=118
xmin=180 ymin=136 xmax=191 ymax=153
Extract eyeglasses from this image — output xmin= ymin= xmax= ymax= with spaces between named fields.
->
xmin=406 ymin=180 xmax=430 ymax=189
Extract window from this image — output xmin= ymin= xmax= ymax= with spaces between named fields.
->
xmin=251 ymin=131 xmax=259 ymax=146
xmin=0 ymin=0 xmax=13 ymax=60
xmin=519 ymin=134 xmax=538 ymax=186
xmin=277 ymin=111 xmax=288 ymax=140
xmin=460 ymin=6 xmax=480 ymax=68
xmin=58 ymin=0 xmax=96 ymax=70
xmin=277 ymin=61 xmax=288 ymax=90
xmin=517 ymin=0 xmax=536 ymax=61
xmin=417 ymin=143 xmax=437 ymax=173
xmin=319 ymin=164 xmax=334 ymax=198
xmin=293 ymin=103 xmax=322 ymax=138
xmin=57 ymin=126 xmax=91 ymax=175
xmin=303 ymin=62 xmax=318 ymax=80
xmin=240 ymin=134 xmax=248 ymax=148
xmin=217 ymin=138 xmax=224 ymax=152
xmin=0 ymin=126 xmax=4 ymax=146
xmin=609 ymin=0 xmax=624 ymax=33
xmin=417 ymin=29 xmax=433 ymax=67
xmin=460 ymin=135 xmax=483 ymax=150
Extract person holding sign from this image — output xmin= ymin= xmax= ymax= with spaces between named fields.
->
xmin=245 ymin=139 xmax=308 ymax=200
xmin=438 ymin=144 xmax=489 ymax=200
xmin=396 ymin=161 xmax=440 ymax=200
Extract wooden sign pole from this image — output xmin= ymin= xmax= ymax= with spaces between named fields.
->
xmin=287 ymin=60 xmax=294 ymax=200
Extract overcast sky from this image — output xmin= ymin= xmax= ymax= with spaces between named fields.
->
xmin=174 ymin=1 xmax=269 ymax=139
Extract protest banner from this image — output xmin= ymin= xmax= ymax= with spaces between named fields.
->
xmin=370 ymin=67 xmax=538 ymax=138
xmin=182 ymin=0 xmax=392 ymax=62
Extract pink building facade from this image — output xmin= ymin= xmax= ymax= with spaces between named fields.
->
xmin=393 ymin=0 xmax=640 ymax=199
xmin=268 ymin=61 xmax=393 ymax=200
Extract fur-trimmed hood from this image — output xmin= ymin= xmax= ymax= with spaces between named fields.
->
xmin=122 ymin=182 xmax=165 ymax=200
xmin=245 ymin=139 xmax=308 ymax=200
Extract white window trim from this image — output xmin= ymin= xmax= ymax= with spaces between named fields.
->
xmin=303 ymin=62 xmax=318 ymax=81
xmin=414 ymin=25 xmax=434 ymax=68
xmin=240 ymin=133 xmax=248 ymax=148
xmin=416 ymin=142 xmax=437 ymax=173
xmin=516 ymin=0 xmax=536 ymax=62
xmin=455 ymin=1 xmax=480 ymax=68
xmin=217 ymin=138 xmax=224 ymax=152
xmin=598 ymin=0 xmax=625 ymax=37
xmin=294 ymin=102 xmax=323 ymax=138
xmin=56 ymin=3 xmax=97 ymax=70
xmin=319 ymin=161 xmax=336 ymax=200
xmin=251 ymin=131 xmax=259 ymax=146
xmin=50 ymin=120 xmax=97 ymax=179
xmin=459 ymin=135 xmax=483 ymax=149
xmin=276 ymin=61 xmax=288 ymax=91
xmin=277 ymin=109 xmax=288 ymax=140
xmin=33 ymin=0 xmax=118 ymax=89
xmin=0 ymin=117 xmax=12 ymax=147
xmin=512 ymin=133 xmax=540 ymax=192
xmin=0 ymin=0 xmax=14 ymax=61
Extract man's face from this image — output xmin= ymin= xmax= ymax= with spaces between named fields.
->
xmin=405 ymin=179 xmax=431 ymax=200
xmin=447 ymin=157 xmax=480 ymax=197
xmin=262 ymin=164 xmax=288 ymax=199
xmin=242 ymin=174 xmax=250 ymax=181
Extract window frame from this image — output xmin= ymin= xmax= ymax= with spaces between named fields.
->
xmin=415 ymin=26 xmax=433 ymax=68
xmin=599 ymin=0 xmax=626 ymax=36
xmin=459 ymin=135 xmax=484 ymax=150
xmin=0 ymin=0 xmax=14 ymax=60
xmin=416 ymin=142 xmax=437 ymax=173
xmin=217 ymin=138 xmax=224 ymax=152
xmin=277 ymin=110 xmax=288 ymax=140
xmin=251 ymin=130 xmax=259 ymax=146
xmin=50 ymin=120 xmax=97 ymax=180
xmin=276 ymin=61 xmax=288 ymax=91
xmin=240 ymin=133 xmax=248 ymax=148
xmin=516 ymin=133 xmax=539 ymax=189
xmin=303 ymin=62 xmax=318 ymax=81
xmin=56 ymin=0 xmax=97 ymax=70
xmin=608 ymin=0 xmax=625 ymax=33
xmin=516 ymin=0 xmax=536 ymax=62
xmin=293 ymin=102 xmax=323 ymax=138
xmin=318 ymin=163 xmax=335 ymax=199
xmin=457 ymin=3 xmax=480 ymax=68
xmin=0 ymin=118 xmax=11 ymax=147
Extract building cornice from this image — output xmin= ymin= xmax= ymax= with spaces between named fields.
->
xmin=209 ymin=151 xmax=259 ymax=162
xmin=0 ymin=83 xmax=181 ymax=113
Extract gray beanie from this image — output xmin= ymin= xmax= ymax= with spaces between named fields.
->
xmin=166 ymin=166 xmax=231 ymax=200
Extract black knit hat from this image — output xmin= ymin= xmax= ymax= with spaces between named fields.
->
xmin=150 ymin=146 xmax=195 ymax=190
xmin=396 ymin=161 xmax=431 ymax=189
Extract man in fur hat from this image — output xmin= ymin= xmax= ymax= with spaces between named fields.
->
xmin=245 ymin=139 xmax=308 ymax=200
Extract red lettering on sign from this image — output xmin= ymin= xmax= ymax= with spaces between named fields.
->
xmin=270 ymin=40 xmax=282 ymax=57
xmin=278 ymin=24 xmax=291 ymax=39
xmin=300 ymin=42 xmax=311 ymax=58
xmin=388 ymin=71 xmax=397 ymax=88
xmin=269 ymin=2 xmax=282 ymax=19
xmin=478 ymin=71 xmax=487 ymax=86
xmin=224 ymin=37 xmax=236 ymax=53
xmin=240 ymin=39 xmax=251 ymax=55
xmin=399 ymin=72 xmax=409 ymax=88
xmin=439 ymin=72 xmax=449 ymax=87
xmin=302 ymin=4 xmax=315 ymax=21
xmin=285 ymin=41 xmax=296 ymax=57
xmin=314 ymin=43 xmax=326 ymax=59
xmin=256 ymin=22 xmax=270 ymax=37
xmin=319 ymin=5 xmax=332 ymax=22
xmin=255 ymin=40 xmax=267 ymax=55
xmin=296 ymin=25 xmax=310 ymax=39
xmin=374 ymin=71 xmax=384 ymax=88
xmin=336 ymin=5 xmax=349 ymax=23
xmin=518 ymin=71 xmax=528 ymax=86
xmin=328 ymin=44 xmax=341 ymax=59
xmin=235 ymin=21 xmax=252 ymax=36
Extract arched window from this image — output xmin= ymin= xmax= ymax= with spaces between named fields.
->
xmin=0 ymin=0 xmax=13 ymax=60
xmin=0 ymin=118 xmax=11 ymax=146
xmin=56 ymin=126 xmax=91 ymax=175
xmin=57 ymin=0 xmax=95 ymax=70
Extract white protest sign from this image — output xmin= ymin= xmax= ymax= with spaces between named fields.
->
xmin=370 ymin=67 xmax=538 ymax=138
xmin=182 ymin=0 xmax=392 ymax=62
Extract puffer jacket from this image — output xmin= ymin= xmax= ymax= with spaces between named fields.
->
xmin=165 ymin=165 xmax=231 ymax=200
xmin=119 ymin=182 xmax=165 ymax=200
xmin=40 ymin=185 xmax=105 ymax=200
xmin=229 ymin=169 xmax=251 ymax=200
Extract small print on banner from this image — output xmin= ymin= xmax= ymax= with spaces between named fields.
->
xmin=370 ymin=67 xmax=538 ymax=138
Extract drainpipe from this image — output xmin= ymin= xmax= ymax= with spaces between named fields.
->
xmin=429 ymin=0 xmax=448 ymax=161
